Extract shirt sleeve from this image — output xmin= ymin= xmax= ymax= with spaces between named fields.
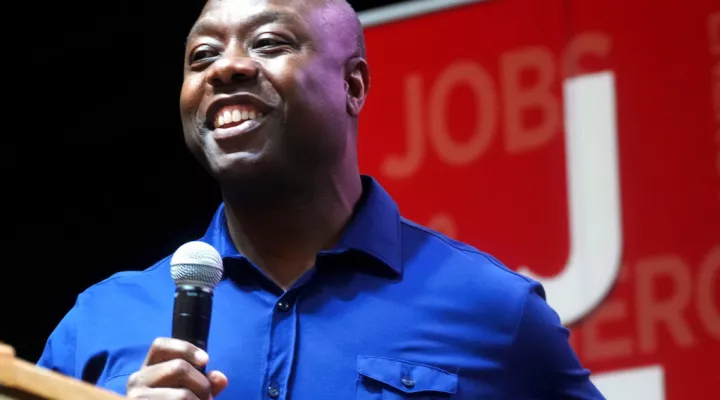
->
xmin=507 ymin=282 xmax=606 ymax=399
xmin=36 ymin=298 xmax=80 ymax=379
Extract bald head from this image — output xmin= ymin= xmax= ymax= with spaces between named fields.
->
xmin=326 ymin=0 xmax=366 ymax=59
xmin=298 ymin=0 xmax=366 ymax=61
xmin=196 ymin=0 xmax=366 ymax=60
xmin=181 ymin=0 xmax=371 ymax=186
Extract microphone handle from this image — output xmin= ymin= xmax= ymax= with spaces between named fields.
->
xmin=172 ymin=285 xmax=213 ymax=374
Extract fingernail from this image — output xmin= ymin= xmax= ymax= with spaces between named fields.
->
xmin=195 ymin=350 xmax=208 ymax=363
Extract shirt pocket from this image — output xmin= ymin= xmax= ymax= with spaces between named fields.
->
xmin=356 ymin=355 xmax=458 ymax=400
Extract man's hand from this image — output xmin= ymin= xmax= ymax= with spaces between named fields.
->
xmin=126 ymin=338 xmax=228 ymax=399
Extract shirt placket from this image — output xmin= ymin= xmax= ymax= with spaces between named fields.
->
xmin=264 ymin=291 xmax=299 ymax=400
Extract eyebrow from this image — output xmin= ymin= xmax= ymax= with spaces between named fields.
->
xmin=186 ymin=9 xmax=302 ymax=44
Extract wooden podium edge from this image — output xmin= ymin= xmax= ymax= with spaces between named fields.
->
xmin=0 ymin=343 xmax=124 ymax=400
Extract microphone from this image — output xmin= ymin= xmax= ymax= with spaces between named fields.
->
xmin=170 ymin=241 xmax=224 ymax=373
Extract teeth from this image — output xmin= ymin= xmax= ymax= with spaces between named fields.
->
xmin=215 ymin=108 xmax=265 ymax=128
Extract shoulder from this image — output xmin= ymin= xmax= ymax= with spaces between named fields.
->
xmin=398 ymin=217 xmax=544 ymax=324
xmin=400 ymin=217 xmax=540 ymax=291
xmin=74 ymin=255 xmax=175 ymax=317
xmin=37 ymin=255 xmax=175 ymax=376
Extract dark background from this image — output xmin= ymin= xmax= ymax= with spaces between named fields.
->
xmin=4 ymin=0 xmax=405 ymax=363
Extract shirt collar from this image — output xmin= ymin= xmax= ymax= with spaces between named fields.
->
xmin=199 ymin=175 xmax=403 ymax=276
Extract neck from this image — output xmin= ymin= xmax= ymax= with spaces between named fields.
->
xmin=220 ymin=166 xmax=363 ymax=291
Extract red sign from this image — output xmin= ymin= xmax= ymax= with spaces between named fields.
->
xmin=358 ymin=0 xmax=720 ymax=398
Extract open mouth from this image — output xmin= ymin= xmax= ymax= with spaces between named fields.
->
xmin=203 ymin=93 xmax=275 ymax=141
xmin=210 ymin=104 xmax=268 ymax=140
xmin=214 ymin=104 xmax=265 ymax=130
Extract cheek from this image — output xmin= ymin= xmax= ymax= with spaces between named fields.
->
xmin=179 ymin=77 xmax=204 ymax=117
xmin=266 ymin=59 xmax=343 ymax=109
xmin=303 ymin=66 xmax=342 ymax=105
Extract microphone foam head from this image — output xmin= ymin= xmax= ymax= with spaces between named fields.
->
xmin=170 ymin=241 xmax=224 ymax=289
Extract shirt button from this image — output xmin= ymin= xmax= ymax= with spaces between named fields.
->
xmin=276 ymin=301 xmax=291 ymax=311
xmin=401 ymin=376 xmax=415 ymax=389
xmin=267 ymin=384 xmax=280 ymax=398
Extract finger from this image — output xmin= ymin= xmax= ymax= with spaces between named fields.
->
xmin=144 ymin=337 xmax=208 ymax=368
xmin=127 ymin=386 xmax=201 ymax=400
xmin=207 ymin=370 xmax=229 ymax=397
xmin=127 ymin=359 xmax=212 ymax=399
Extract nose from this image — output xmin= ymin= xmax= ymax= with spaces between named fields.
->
xmin=206 ymin=51 xmax=259 ymax=87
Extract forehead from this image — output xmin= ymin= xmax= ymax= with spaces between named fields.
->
xmin=191 ymin=0 xmax=320 ymax=35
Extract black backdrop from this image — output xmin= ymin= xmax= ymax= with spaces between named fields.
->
xmin=5 ymin=0 xmax=404 ymax=364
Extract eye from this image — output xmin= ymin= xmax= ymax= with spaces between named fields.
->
xmin=253 ymin=36 xmax=289 ymax=50
xmin=189 ymin=45 xmax=219 ymax=64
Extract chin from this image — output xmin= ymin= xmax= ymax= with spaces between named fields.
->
xmin=211 ymin=150 xmax=258 ymax=172
xmin=208 ymin=149 xmax=279 ymax=185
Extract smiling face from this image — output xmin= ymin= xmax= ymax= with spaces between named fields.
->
xmin=180 ymin=0 xmax=368 ymax=185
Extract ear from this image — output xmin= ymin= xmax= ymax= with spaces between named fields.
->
xmin=345 ymin=57 xmax=370 ymax=117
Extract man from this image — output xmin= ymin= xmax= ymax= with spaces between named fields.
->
xmin=38 ymin=0 xmax=605 ymax=399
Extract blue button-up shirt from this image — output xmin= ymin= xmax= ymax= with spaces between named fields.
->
xmin=37 ymin=176 xmax=604 ymax=399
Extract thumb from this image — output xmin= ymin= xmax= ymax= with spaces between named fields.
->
xmin=208 ymin=370 xmax=229 ymax=397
